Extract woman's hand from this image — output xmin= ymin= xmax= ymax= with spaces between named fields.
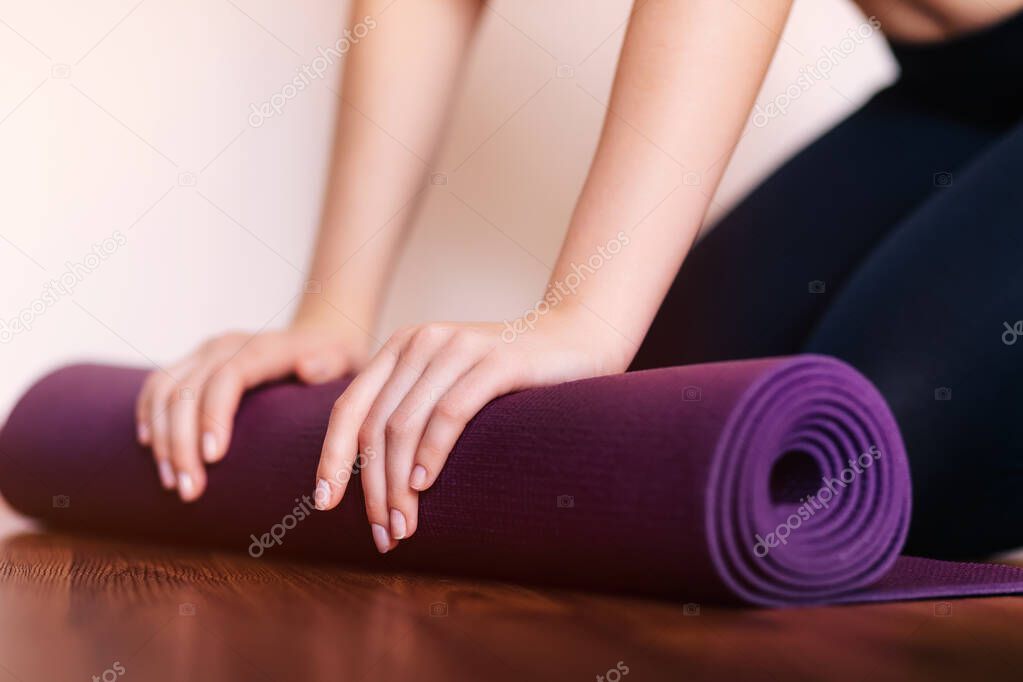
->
xmin=311 ymin=309 xmax=628 ymax=553
xmin=136 ymin=325 xmax=369 ymax=502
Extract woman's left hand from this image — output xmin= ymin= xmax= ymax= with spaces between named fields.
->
xmin=310 ymin=310 xmax=626 ymax=553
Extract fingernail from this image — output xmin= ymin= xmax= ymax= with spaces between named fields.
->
xmin=389 ymin=508 xmax=407 ymax=540
xmin=158 ymin=460 xmax=176 ymax=489
xmin=371 ymin=523 xmax=391 ymax=553
xmin=202 ymin=432 xmax=218 ymax=462
xmin=137 ymin=422 xmax=151 ymax=444
xmin=314 ymin=478 xmax=331 ymax=510
xmin=178 ymin=472 xmax=196 ymax=501
xmin=409 ymin=464 xmax=428 ymax=490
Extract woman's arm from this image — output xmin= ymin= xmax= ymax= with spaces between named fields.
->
xmin=135 ymin=0 xmax=483 ymax=503
xmin=294 ymin=0 xmax=485 ymax=343
xmin=549 ymin=0 xmax=794 ymax=370
xmin=313 ymin=0 xmax=794 ymax=552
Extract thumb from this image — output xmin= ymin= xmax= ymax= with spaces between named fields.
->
xmin=295 ymin=347 xmax=348 ymax=384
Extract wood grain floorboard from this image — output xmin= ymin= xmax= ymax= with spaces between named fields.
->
xmin=0 ymin=501 xmax=1021 ymax=681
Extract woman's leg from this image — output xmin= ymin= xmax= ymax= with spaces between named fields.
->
xmin=630 ymin=88 xmax=998 ymax=370
xmin=803 ymin=119 xmax=1023 ymax=558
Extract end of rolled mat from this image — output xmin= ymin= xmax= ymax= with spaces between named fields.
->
xmin=0 ymin=363 xmax=149 ymax=518
xmin=703 ymin=354 xmax=912 ymax=607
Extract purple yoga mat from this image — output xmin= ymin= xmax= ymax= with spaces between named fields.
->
xmin=1 ymin=356 xmax=1022 ymax=607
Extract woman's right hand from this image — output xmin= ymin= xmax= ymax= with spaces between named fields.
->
xmin=135 ymin=325 xmax=368 ymax=502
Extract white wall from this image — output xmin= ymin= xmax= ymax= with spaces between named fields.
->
xmin=0 ymin=0 xmax=895 ymax=420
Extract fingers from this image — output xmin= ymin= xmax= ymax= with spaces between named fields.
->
xmin=315 ymin=325 xmax=509 ymax=555
xmin=137 ymin=330 xmax=329 ymax=502
xmin=135 ymin=373 xmax=157 ymax=445
xmin=315 ymin=326 xmax=440 ymax=554
xmin=412 ymin=354 xmax=517 ymax=492
xmin=383 ymin=332 xmax=483 ymax=539
xmin=148 ymin=359 xmax=199 ymax=492
xmin=166 ymin=368 xmax=211 ymax=502
xmin=196 ymin=366 xmax=243 ymax=465
xmin=314 ymin=334 xmax=405 ymax=513
xmin=364 ymin=326 xmax=455 ymax=543
xmin=138 ymin=370 xmax=178 ymax=490
xmin=317 ymin=324 xmax=501 ymax=555
xmin=172 ymin=333 xmax=313 ymax=500
xmin=360 ymin=430 xmax=396 ymax=554
xmin=197 ymin=334 xmax=299 ymax=464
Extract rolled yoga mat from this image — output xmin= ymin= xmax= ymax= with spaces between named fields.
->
xmin=2 ymin=356 xmax=1023 ymax=607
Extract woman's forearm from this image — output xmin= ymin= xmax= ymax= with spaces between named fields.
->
xmin=294 ymin=0 xmax=484 ymax=350
xmin=310 ymin=0 xmax=797 ymax=544
xmin=547 ymin=0 xmax=793 ymax=371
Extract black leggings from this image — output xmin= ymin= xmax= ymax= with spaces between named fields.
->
xmin=631 ymin=13 xmax=1023 ymax=559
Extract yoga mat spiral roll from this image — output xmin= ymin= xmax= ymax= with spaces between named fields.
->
xmin=2 ymin=356 xmax=1023 ymax=607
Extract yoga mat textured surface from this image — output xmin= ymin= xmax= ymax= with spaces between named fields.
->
xmin=2 ymin=356 xmax=1022 ymax=607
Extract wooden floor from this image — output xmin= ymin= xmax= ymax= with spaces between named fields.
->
xmin=1 ymin=501 xmax=1022 ymax=681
